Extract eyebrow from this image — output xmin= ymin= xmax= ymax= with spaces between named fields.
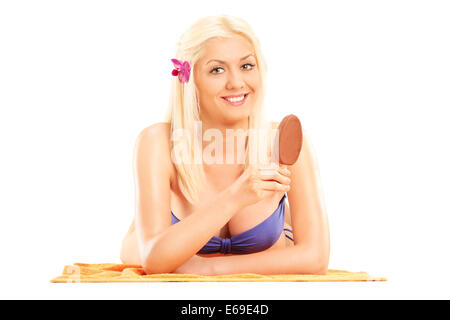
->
xmin=206 ymin=53 xmax=255 ymax=65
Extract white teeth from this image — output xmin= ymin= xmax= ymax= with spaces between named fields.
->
xmin=225 ymin=95 xmax=245 ymax=102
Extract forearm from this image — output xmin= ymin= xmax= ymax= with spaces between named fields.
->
xmin=210 ymin=245 xmax=328 ymax=275
xmin=143 ymin=187 xmax=241 ymax=274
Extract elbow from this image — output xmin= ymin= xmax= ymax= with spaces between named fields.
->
xmin=143 ymin=260 xmax=174 ymax=275
xmin=313 ymin=249 xmax=330 ymax=275
xmin=142 ymin=257 xmax=167 ymax=275
xmin=143 ymin=263 xmax=164 ymax=275
xmin=296 ymin=244 xmax=329 ymax=275
xmin=141 ymin=242 xmax=174 ymax=275
xmin=313 ymin=258 xmax=329 ymax=275
xmin=143 ymin=259 xmax=171 ymax=275
xmin=305 ymin=254 xmax=328 ymax=275
xmin=310 ymin=238 xmax=330 ymax=275
xmin=120 ymin=235 xmax=141 ymax=266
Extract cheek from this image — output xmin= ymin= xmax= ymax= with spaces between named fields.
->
xmin=203 ymin=79 xmax=225 ymax=98
xmin=197 ymin=78 xmax=214 ymax=98
xmin=245 ymin=73 xmax=260 ymax=89
xmin=253 ymin=73 xmax=262 ymax=86
xmin=197 ymin=83 xmax=223 ymax=108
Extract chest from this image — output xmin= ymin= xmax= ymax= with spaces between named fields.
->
xmin=170 ymin=165 xmax=285 ymax=238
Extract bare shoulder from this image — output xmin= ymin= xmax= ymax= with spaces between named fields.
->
xmin=135 ymin=122 xmax=171 ymax=163
xmin=131 ymin=122 xmax=174 ymax=253
xmin=135 ymin=122 xmax=174 ymax=182
xmin=137 ymin=122 xmax=171 ymax=142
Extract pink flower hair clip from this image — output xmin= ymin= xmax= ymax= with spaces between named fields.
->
xmin=171 ymin=58 xmax=191 ymax=83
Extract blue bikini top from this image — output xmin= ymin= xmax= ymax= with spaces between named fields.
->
xmin=170 ymin=193 xmax=287 ymax=255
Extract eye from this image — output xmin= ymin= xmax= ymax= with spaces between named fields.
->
xmin=209 ymin=63 xmax=255 ymax=75
xmin=242 ymin=63 xmax=255 ymax=71
xmin=210 ymin=67 xmax=224 ymax=74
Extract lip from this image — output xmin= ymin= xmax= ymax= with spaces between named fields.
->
xmin=221 ymin=92 xmax=249 ymax=99
xmin=221 ymin=93 xmax=249 ymax=106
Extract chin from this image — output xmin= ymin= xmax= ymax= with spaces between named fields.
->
xmin=215 ymin=97 xmax=254 ymax=124
xmin=222 ymin=112 xmax=251 ymax=126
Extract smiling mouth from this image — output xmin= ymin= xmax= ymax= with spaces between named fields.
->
xmin=221 ymin=93 xmax=249 ymax=106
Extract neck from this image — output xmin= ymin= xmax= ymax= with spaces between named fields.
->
xmin=199 ymin=117 xmax=249 ymax=166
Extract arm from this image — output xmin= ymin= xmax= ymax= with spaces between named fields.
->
xmin=210 ymin=246 xmax=323 ymax=275
xmin=134 ymin=123 xmax=241 ymax=274
xmin=288 ymin=130 xmax=330 ymax=272
xmin=206 ymin=132 xmax=330 ymax=275
xmin=144 ymin=189 xmax=240 ymax=274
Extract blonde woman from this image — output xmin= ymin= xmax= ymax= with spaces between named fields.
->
xmin=120 ymin=15 xmax=330 ymax=275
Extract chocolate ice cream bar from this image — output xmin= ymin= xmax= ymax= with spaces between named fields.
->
xmin=276 ymin=114 xmax=303 ymax=165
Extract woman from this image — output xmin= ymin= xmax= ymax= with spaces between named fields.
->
xmin=120 ymin=15 xmax=330 ymax=275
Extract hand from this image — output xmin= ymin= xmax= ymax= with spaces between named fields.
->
xmin=230 ymin=162 xmax=291 ymax=209
xmin=173 ymin=254 xmax=215 ymax=276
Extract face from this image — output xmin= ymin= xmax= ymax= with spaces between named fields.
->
xmin=194 ymin=35 xmax=261 ymax=127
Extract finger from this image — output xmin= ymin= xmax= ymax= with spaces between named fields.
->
xmin=279 ymin=164 xmax=290 ymax=173
xmin=259 ymin=166 xmax=290 ymax=177
xmin=278 ymin=165 xmax=290 ymax=177
xmin=258 ymin=169 xmax=291 ymax=185
xmin=257 ymin=163 xmax=278 ymax=172
xmin=259 ymin=180 xmax=290 ymax=192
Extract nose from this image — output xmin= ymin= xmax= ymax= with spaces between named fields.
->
xmin=225 ymin=68 xmax=245 ymax=91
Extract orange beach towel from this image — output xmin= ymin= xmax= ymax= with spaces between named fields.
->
xmin=50 ymin=263 xmax=387 ymax=283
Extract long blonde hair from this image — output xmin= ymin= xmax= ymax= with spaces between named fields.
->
xmin=164 ymin=15 xmax=272 ymax=205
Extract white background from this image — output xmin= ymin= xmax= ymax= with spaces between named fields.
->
xmin=1 ymin=0 xmax=449 ymax=299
